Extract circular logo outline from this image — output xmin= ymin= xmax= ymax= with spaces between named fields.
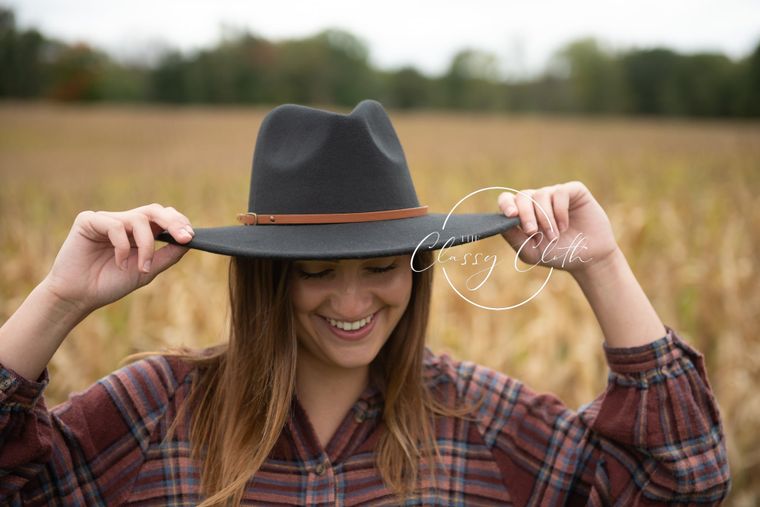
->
xmin=441 ymin=186 xmax=555 ymax=311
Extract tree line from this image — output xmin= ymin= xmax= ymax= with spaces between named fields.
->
xmin=2 ymin=7 xmax=759 ymax=116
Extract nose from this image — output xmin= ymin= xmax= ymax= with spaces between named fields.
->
xmin=328 ymin=271 xmax=374 ymax=319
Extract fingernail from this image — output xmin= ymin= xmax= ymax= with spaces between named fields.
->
xmin=143 ymin=260 xmax=152 ymax=272
xmin=506 ymin=206 xmax=517 ymax=216
xmin=185 ymin=225 xmax=195 ymax=235
xmin=180 ymin=228 xmax=192 ymax=240
xmin=524 ymin=221 xmax=536 ymax=233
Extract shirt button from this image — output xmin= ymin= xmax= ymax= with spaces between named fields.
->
xmin=0 ymin=378 xmax=12 ymax=390
xmin=314 ymin=462 xmax=326 ymax=476
xmin=354 ymin=410 xmax=366 ymax=423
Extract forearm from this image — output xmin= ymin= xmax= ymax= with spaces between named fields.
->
xmin=0 ymin=280 xmax=90 ymax=382
xmin=571 ymin=247 xmax=666 ymax=348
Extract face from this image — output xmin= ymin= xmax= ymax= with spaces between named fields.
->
xmin=289 ymin=254 xmax=413 ymax=373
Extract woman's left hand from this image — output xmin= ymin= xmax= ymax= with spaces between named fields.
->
xmin=497 ymin=181 xmax=620 ymax=274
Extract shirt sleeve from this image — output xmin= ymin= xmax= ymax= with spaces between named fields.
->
xmin=453 ymin=324 xmax=731 ymax=506
xmin=0 ymin=355 xmax=183 ymax=505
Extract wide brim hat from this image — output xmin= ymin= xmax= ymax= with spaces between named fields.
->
xmin=156 ymin=99 xmax=520 ymax=259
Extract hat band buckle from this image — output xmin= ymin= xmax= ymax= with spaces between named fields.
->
xmin=236 ymin=205 xmax=428 ymax=225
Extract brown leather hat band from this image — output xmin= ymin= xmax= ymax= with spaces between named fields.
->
xmin=236 ymin=205 xmax=428 ymax=225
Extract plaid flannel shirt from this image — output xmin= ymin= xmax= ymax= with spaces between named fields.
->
xmin=0 ymin=325 xmax=730 ymax=505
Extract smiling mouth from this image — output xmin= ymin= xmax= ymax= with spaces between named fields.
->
xmin=320 ymin=310 xmax=377 ymax=331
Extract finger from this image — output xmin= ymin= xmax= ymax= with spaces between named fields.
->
xmin=497 ymin=195 xmax=525 ymax=247
xmin=514 ymin=189 xmax=538 ymax=235
xmin=532 ymin=187 xmax=559 ymax=241
xmin=551 ymin=185 xmax=570 ymax=233
xmin=123 ymin=214 xmax=157 ymax=274
xmin=101 ymin=217 xmax=132 ymax=271
xmin=165 ymin=206 xmax=194 ymax=235
xmin=137 ymin=203 xmax=195 ymax=239
xmin=112 ymin=204 xmax=194 ymax=244
xmin=78 ymin=212 xmax=132 ymax=271
xmin=497 ymin=192 xmax=518 ymax=217
xmin=142 ymin=243 xmax=190 ymax=281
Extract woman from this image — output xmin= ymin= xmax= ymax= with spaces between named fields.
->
xmin=0 ymin=100 xmax=730 ymax=505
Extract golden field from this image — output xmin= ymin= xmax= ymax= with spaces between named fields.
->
xmin=1 ymin=103 xmax=758 ymax=504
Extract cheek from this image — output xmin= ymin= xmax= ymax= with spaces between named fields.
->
xmin=290 ymin=279 xmax=321 ymax=314
xmin=384 ymin=269 xmax=413 ymax=306
xmin=289 ymin=282 xmax=319 ymax=344
xmin=290 ymin=275 xmax=322 ymax=310
xmin=290 ymin=281 xmax=306 ymax=310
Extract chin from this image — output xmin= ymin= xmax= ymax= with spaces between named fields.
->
xmin=326 ymin=349 xmax=378 ymax=370
xmin=319 ymin=334 xmax=386 ymax=370
xmin=301 ymin=312 xmax=390 ymax=370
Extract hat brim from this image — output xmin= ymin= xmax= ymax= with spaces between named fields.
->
xmin=155 ymin=213 xmax=520 ymax=260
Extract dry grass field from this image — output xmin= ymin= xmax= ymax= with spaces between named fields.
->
xmin=1 ymin=103 xmax=758 ymax=504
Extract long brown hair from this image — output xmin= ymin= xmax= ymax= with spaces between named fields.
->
xmin=121 ymin=249 xmax=480 ymax=505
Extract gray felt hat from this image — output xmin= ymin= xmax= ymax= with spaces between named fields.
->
xmin=156 ymin=99 xmax=519 ymax=259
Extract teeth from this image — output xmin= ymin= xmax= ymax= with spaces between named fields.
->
xmin=326 ymin=313 xmax=373 ymax=331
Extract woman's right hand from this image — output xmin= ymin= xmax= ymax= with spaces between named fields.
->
xmin=40 ymin=204 xmax=195 ymax=315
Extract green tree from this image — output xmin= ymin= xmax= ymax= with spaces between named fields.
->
xmin=150 ymin=50 xmax=189 ymax=102
xmin=269 ymin=28 xmax=377 ymax=106
xmin=621 ymin=48 xmax=681 ymax=115
xmin=443 ymin=49 xmax=507 ymax=110
xmin=735 ymin=40 xmax=760 ymax=116
xmin=385 ymin=66 xmax=431 ymax=109
xmin=0 ymin=8 xmax=48 ymax=97
xmin=552 ymin=38 xmax=627 ymax=113
xmin=674 ymin=52 xmax=736 ymax=116
xmin=46 ymin=42 xmax=109 ymax=101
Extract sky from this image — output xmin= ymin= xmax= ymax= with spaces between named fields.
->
xmin=5 ymin=0 xmax=760 ymax=79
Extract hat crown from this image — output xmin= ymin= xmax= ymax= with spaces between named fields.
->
xmin=247 ymin=99 xmax=421 ymax=214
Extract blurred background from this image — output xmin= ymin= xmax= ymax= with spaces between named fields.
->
xmin=1 ymin=1 xmax=758 ymax=504
xmin=1 ymin=1 xmax=759 ymax=114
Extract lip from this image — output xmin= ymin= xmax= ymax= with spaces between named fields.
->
xmin=318 ymin=310 xmax=379 ymax=342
